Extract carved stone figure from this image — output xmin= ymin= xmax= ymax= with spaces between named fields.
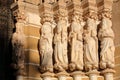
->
xmin=54 ymin=10 xmax=69 ymax=72
xmin=39 ymin=13 xmax=55 ymax=73
xmin=68 ymin=11 xmax=84 ymax=71
xmin=98 ymin=11 xmax=115 ymax=69
xmin=83 ymin=12 xmax=99 ymax=72
xmin=12 ymin=22 xmax=26 ymax=75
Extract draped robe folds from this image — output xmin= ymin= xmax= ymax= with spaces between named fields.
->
xmin=69 ymin=21 xmax=83 ymax=71
xmin=39 ymin=22 xmax=53 ymax=73
xmin=12 ymin=33 xmax=25 ymax=70
xmin=54 ymin=20 xmax=68 ymax=71
xmin=12 ymin=24 xmax=26 ymax=75
xmin=84 ymin=18 xmax=98 ymax=71
xmin=99 ymin=18 xmax=115 ymax=69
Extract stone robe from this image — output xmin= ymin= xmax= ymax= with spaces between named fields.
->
xmin=84 ymin=18 xmax=98 ymax=71
xmin=69 ymin=20 xmax=83 ymax=71
xmin=54 ymin=19 xmax=68 ymax=72
xmin=39 ymin=22 xmax=54 ymax=73
xmin=98 ymin=17 xmax=115 ymax=69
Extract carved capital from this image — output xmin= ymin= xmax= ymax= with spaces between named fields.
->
xmin=11 ymin=1 xmax=27 ymax=23
xmin=14 ymin=11 xmax=26 ymax=23
xmin=55 ymin=9 xmax=68 ymax=22
xmin=98 ymin=9 xmax=112 ymax=20
xmin=41 ymin=12 xmax=54 ymax=24
xmin=83 ymin=10 xmax=98 ymax=21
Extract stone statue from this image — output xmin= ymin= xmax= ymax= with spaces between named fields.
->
xmin=83 ymin=12 xmax=99 ymax=72
xmin=98 ymin=11 xmax=115 ymax=69
xmin=68 ymin=11 xmax=85 ymax=71
xmin=39 ymin=13 xmax=56 ymax=73
xmin=12 ymin=22 xmax=26 ymax=75
xmin=54 ymin=10 xmax=69 ymax=72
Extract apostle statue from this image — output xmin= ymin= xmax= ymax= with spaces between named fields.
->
xmin=54 ymin=10 xmax=69 ymax=72
xmin=98 ymin=10 xmax=115 ymax=69
xmin=83 ymin=11 xmax=99 ymax=72
xmin=39 ymin=13 xmax=56 ymax=73
xmin=68 ymin=11 xmax=84 ymax=71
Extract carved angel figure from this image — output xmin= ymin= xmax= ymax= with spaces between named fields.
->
xmin=98 ymin=12 xmax=115 ymax=69
xmin=68 ymin=12 xmax=85 ymax=71
xmin=83 ymin=12 xmax=99 ymax=72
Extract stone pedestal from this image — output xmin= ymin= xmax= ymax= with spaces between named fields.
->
xmin=87 ymin=70 xmax=100 ymax=80
xmin=41 ymin=72 xmax=55 ymax=80
xmin=43 ymin=76 xmax=52 ymax=80
xmin=71 ymin=71 xmax=84 ymax=80
xmin=102 ymin=69 xmax=115 ymax=80
xmin=56 ymin=72 xmax=69 ymax=80
xmin=17 ymin=75 xmax=24 ymax=80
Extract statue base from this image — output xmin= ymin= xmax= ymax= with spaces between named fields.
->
xmin=70 ymin=71 xmax=84 ymax=80
xmin=56 ymin=71 xmax=69 ymax=80
xmin=86 ymin=70 xmax=100 ymax=80
xmin=101 ymin=69 xmax=115 ymax=80
xmin=41 ymin=72 xmax=55 ymax=80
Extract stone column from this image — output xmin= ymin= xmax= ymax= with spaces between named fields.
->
xmin=97 ymin=0 xmax=115 ymax=80
xmin=82 ymin=0 xmax=100 ymax=80
xmin=67 ymin=0 xmax=84 ymax=73
xmin=53 ymin=0 xmax=69 ymax=74
xmin=39 ymin=1 xmax=55 ymax=79
xmin=11 ymin=1 xmax=27 ymax=80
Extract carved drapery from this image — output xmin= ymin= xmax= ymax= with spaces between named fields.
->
xmin=98 ymin=9 xmax=115 ymax=70
xmin=53 ymin=1 xmax=69 ymax=73
xmin=68 ymin=0 xmax=84 ymax=72
xmin=83 ymin=11 xmax=99 ymax=72
xmin=39 ymin=12 xmax=55 ymax=73
xmin=39 ymin=2 xmax=56 ymax=75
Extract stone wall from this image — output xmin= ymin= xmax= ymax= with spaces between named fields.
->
xmin=112 ymin=0 xmax=120 ymax=80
